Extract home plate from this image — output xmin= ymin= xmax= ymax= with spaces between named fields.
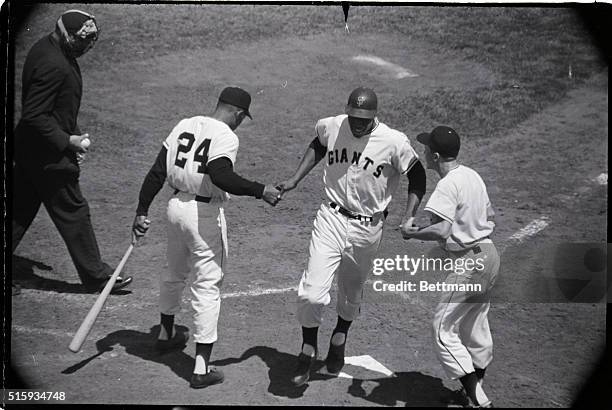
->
xmin=337 ymin=355 xmax=395 ymax=379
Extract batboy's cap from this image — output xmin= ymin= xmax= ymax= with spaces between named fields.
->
xmin=417 ymin=126 xmax=461 ymax=158
xmin=219 ymin=87 xmax=252 ymax=119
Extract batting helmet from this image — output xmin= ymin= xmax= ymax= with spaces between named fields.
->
xmin=345 ymin=87 xmax=377 ymax=119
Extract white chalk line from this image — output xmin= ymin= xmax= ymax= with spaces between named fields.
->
xmin=12 ymin=218 xmax=551 ymax=341
xmin=507 ymin=216 xmax=550 ymax=244
xmin=222 ymin=286 xmax=297 ymax=299
xmin=352 ymin=55 xmax=418 ymax=79
xmin=13 ymin=217 xmax=550 ymax=307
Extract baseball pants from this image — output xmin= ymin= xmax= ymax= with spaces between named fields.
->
xmin=11 ymin=160 xmax=112 ymax=284
xmin=432 ymin=241 xmax=500 ymax=380
xmin=161 ymin=191 xmax=228 ymax=344
xmin=297 ymin=202 xmax=384 ymax=327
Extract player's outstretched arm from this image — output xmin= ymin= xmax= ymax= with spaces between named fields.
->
xmin=278 ymin=138 xmax=326 ymax=196
xmin=400 ymin=160 xmax=426 ymax=228
xmin=132 ymin=146 xmax=168 ymax=242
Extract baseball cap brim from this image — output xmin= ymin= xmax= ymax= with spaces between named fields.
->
xmin=345 ymin=105 xmax=376 ymax=119
xmin=416 ymin=132 xmax=432 ymax=145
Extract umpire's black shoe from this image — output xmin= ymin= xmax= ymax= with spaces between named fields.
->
xmin=190 ymin=368 xmax=225 ymax=389
xmin=292 ymin=352 xmax=316 ymax=387
xmin=153 ymin=330 xmax=189 ymax=355
xmin=85 ymin=276 xmax=133 ymax=293
xmin=325 ymin=342 xmax=346 ymax=375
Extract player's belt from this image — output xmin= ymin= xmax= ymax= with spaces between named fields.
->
xmin=329 ymin=202 xmax=387 ymax=222
xmin=173 ymin=189 xmax=211 ymax=203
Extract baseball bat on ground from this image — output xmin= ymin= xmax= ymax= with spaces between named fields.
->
xmin=69 ymin=242 xmax=135 ymax=353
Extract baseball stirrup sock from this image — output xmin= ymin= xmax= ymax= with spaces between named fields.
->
xmin=331 ymin=316 xmax=352 ymax=345
xmin=302 ymin=326 xmax=318 ymax=356
xmin=159 ymin=313 xmax=175 ymax=340
xmin=460 ymin=372 xmax=488 ymax=406
xmin=194 ymin=343 xmax=213 ymax=374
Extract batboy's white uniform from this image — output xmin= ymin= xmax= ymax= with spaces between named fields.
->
xmin=424 ymin=165 xmax=499 ymax=379
xmin=297 ymin=114 xmax=419 ymax=326
xmin=162 ymin=116 xmax=237 ymax=344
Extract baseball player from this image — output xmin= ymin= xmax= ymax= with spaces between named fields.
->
xmin=279 ymin=87 xmax=427 ymax=386
xmin=401 ymin=126 xmax=498 ymax=408
xmin=132 ymin=87 xmax=281 ymax=389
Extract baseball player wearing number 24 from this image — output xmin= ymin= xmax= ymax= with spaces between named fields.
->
xmin=401 ymin=126 xmax=498 ymax=408
xmin=132 ymin=87 xmax=281 ymax=389
xmin=278 ymin=87 xmax=427 ymax=386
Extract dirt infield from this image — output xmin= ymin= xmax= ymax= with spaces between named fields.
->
xmin=6 ymin=4 xmax=608 ymax=407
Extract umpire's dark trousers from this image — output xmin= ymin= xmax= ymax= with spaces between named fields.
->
xmin=12 ymin=160 xmax=112 ymax=286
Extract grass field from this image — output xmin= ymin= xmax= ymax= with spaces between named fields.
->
xmin=7 ymin=3 xmax=608 ymax=407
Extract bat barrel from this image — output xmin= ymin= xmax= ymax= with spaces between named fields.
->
xmin=68 ymin=243 xmax=134 ymax=352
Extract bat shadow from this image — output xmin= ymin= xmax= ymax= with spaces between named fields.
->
xmin=11 ymin=255 xmax=130 ymax=295
xmin=61 ymin=325 xmax=193 ymax=382
xmin=347 ymin=371 xmax=469 ymax=407
xmin=211 ymin=345 xmax=333 ymax=399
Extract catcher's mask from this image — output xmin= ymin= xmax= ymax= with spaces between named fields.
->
xmin=345 ymin=87 xmax=377 ymax=119
xmin=56 ymin=10 xmax=99 ymax=58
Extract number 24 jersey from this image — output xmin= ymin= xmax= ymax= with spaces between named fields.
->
xmin=164 ymin=116 xmax=239 ymax=201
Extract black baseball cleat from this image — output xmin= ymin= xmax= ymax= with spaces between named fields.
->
xmin=325 ymin=342 xmax=346 ymax=375
xmin=190 ymin=368 xmax=225 ymax=389
xmin=291 ymin=352 xmax=316 ymax=386
xmin=153 ymin=330 xmax=188 ymax=355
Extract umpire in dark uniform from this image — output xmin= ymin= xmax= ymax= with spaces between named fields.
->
xmin=12 ymin=10 xmax=132 ymax=294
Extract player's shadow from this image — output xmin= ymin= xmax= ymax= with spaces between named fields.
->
xmin=12 ymin=255 xmax=130 ymax=295
xmin=61 ymin=325 xmax=193 ymax=382
xmin=347 ymin=372 xmax=469 ymax=407
xmin=211 ymin=345 xmax=333 ymax=399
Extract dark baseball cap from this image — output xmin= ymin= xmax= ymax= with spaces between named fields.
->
xmin=416 ymin=126 xmax=460 ymax=158
xmin=219 ymin=87 xmax=252 ymax=119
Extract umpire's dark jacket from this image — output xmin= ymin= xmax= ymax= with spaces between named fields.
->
xmin=15 ymin=34 xmax=81 ymax=174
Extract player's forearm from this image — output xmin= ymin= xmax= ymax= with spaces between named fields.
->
xmin=136 ymin=147 xmax=167 ymax=216
xmin=403 ymin=192 xmax=421 ymax=219
xmin=410 ymin=221 xmax=451 ymax=241
xmin=288 ymin=145 xmax=323 ymax=186
xmin=406 ymin=160 xmax=426 ymax=201
xmin=208 ymin=158 xmax=265 ymax=198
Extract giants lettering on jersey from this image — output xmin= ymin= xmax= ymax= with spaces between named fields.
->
xmin=327 ymin=148 xmax=385 ymax=178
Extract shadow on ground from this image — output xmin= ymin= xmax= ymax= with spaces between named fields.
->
xmin=212 ymin=345 xmax=334 ymax=399
xmin=348 ymin=372 xmax=469 ymax=407
xmin=12 ymin=255 xmax=130 ymax=295
xmin=61 ymin=325 xmax=193 ymax=382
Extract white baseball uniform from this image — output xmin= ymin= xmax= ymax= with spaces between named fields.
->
xmin=161 ymin=116 xmax=237 ymax=344
xmin=424 ymin=165 xmax=500 ymax=380
xmin=297 ymin=114 xmax=419 ymax=327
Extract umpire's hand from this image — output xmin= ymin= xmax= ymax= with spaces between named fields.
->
xmin=132 ymin=215 xmax=151 ymax=244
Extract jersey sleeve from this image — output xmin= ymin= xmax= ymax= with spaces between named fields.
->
xmin=315 ymin=118 xmax=331 ymax=147
xmin=392 ymin=135 xmax=420 ymax=175
xmin=207 ymin=129 xmax=239 ymax=165
xmin=424 ymin=179 xmax=457 ymax=224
